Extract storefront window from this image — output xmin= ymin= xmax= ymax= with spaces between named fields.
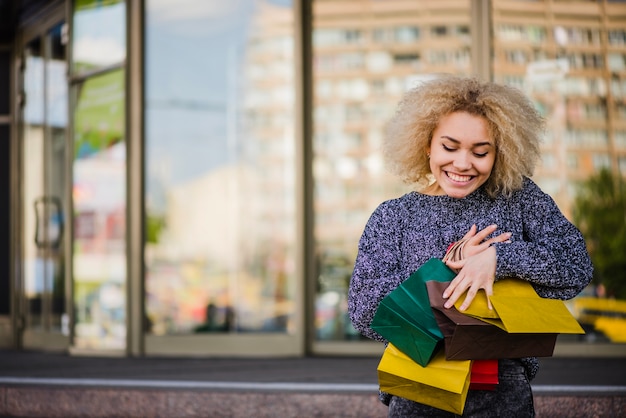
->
xmin=71 ymin=0 xmax=127 ymax=350
xmin=144 ymin=1 xmax=297 ymax=335
xmin=493 ymin=0 xmax=626 ymax=347
xmin=311 ymin=0 xmax=472 ymax=341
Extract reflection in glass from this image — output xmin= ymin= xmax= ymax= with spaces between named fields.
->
xmin=145 ymin=1 xmax=296 ymax=335
xmin=22 ymin=24 xmax=69 ymax=334
xmin=72 ymin=69 xmax=127 ymax=349
xmin=312 ymin=0 xmax=472 ymax=341
xmin=72 ymin=0 xmax=126 ymax=74
xmin=22 ymin=37 xmax=45 ymax=331
xmin=46 ymin=24 xmax=69 ymax=333
xmin=492 ymin=0 xmax=626 ymax=345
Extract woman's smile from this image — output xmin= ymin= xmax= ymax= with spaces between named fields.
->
xmin=446 ymin=171 xmax=474 ymax=183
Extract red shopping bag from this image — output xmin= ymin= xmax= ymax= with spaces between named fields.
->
xmin=469 ymin=359 xmax=498 ymax=391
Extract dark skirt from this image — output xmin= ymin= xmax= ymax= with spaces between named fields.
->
xmin=387 ymin=359 xmax=535 ymax=418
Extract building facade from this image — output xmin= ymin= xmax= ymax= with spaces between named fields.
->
xmin=0 ymin=0 xmax=624 ymax=357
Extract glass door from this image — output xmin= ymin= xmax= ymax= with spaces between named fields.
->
xmin=18 ymin=21 xmax=70 ymax=350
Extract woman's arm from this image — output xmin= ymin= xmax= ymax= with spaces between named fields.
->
xmin=494 ymin=179 xmax=593 ymax=300
xmin=348 ymin=200 xmax=408 ymax=341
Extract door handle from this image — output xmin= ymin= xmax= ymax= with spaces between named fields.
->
xmin=34 ymin=196 xmax=64 ymax=249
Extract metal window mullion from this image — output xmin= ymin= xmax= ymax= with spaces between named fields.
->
xmin=126 ymin=0 xmax=145 ymax=357
xmin=471 ymin=0 xmax=492 ymax=81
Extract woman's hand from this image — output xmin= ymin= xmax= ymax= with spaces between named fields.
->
xmin=442 ymin=224 xmax=511 ymax=311
xmin=443 ymin=246 xmax=496 ymax=310
xmin=451 ymin=224 xmax=511 ymax=260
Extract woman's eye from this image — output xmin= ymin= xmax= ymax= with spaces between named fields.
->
xmin=442 ymin=144 xmax=455 ymax=152
xmin=474 ymin=151 xmax=488 ymax=157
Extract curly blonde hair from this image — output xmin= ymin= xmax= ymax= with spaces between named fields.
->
xmin=384 ymin=75 xmax=544 ymax=197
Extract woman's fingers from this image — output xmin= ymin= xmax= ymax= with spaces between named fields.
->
xmin=443 ymin=247 xmax=497 ymax=310
xmin=468 ymin=224 xmax=498 ymax=245
xmin=463 ymin=224 xmax=511 ymax=247
xmin=460 ymin=224 xmax=478 ymax=241
xmin=444 ymin=277 xmax=493 ymax=310
xmin=442 ymin=271 xmax=469 ymax=307
xmin=460 ymin=225 xmax=511 ymax=259
xmin=456 ymin=284 xmax=479 ymax=311
xmin=456 ymin=281 xmax=494 ymax=311
xmin=445 ymin=259 xmax=464 ymax=271
xmin=486 ymin=232 xmax=512 ymax=245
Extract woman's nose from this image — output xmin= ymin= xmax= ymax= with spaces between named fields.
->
xmin=452 ymin=152 xmax=472 ymax=170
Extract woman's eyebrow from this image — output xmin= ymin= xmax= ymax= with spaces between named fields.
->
xmin=440 ymin=135 xmax=493 ymax=147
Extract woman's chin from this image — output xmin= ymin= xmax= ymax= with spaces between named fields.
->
xmin=440 ymin=184 xmax=476 ymax=199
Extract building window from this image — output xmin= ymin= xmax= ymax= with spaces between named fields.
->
xmin=431 ymin=25 xmax=447 ymax=38
xmin=608 ymin=53 xmax=626 ymax=72
xmin=314 ymin=28 xmax=362 ymax=46
xmin=608 ymin=29 xmax=626 ymax=45
xmin=615 ymin=131 xmax=626 ymax=149
xmin=395 ymin=26 xmax=420 ymax=43
xmin=504 ymin=49 xmax=528 ymax=64
xmin=495 ymin=24 xmax=546 ymax=43
xmin=393 ymin=53 xmax=420 ymax=67
xmin=592 ymin=153 xmax=611 ymax=171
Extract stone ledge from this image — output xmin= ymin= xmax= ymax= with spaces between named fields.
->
xmin=4 ymin=386 xmax=388 ymax=418
xmin=1 ymin=386 xmax=625 ymax=418
xmin=535 ymin=395 xmax=625 ymax=418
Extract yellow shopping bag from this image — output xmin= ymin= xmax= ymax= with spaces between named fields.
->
xmin=377 ymin=343 xmax=471 ymax=415
xmin=456 ymin=278 xmax=585 ymax=334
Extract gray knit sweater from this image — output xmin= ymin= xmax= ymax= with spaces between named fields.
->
xmin=348 ymin=177 xmax=593 ymax=380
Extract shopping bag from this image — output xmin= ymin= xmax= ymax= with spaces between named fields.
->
xmin=371 ymin=258 xmax=457 ymax=366
xmin=370 ymin=299 xmax=442 ymax=366
xmin=455 ymin=278 xmax=585 ymax=335
xmin=426 ymin=280 xmax=558 ymax=359
xmin=469 ymin=359 xmax=498 ymax=391
xmin=378 ymin=343 xmax=471 ymax=415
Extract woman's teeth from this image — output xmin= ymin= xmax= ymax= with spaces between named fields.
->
xmin=447 ymin=172 xmax=472 ymax=182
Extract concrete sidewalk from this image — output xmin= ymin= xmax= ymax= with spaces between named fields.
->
xmin=1 ymin=350 xmax=625 ymax=417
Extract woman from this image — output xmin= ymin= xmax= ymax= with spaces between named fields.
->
xmin=348 ymin=76 xmax=593 ymax=417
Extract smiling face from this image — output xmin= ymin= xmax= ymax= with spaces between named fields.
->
xmin=427 ymin=111 xmax=496 ymax=199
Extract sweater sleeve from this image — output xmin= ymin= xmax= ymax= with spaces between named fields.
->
xmin=494 ymin=179 xmax=593 ymax=300
xmin=348 ymin=201 xmax=408 ymax=342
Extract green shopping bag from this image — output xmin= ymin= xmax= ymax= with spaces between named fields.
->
xmin=371 ymin=258 xmax=456 ymax=366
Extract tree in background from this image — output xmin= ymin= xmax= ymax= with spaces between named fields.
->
xmin=572 ymin=168 xmax=626 ymax=299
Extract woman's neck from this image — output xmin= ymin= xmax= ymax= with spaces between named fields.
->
xmin=421 ymin=182 xmax=446 ymax=196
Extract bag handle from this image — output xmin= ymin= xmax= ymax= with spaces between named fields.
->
xmin=442 ymin=239 xmax=468 ymax=264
